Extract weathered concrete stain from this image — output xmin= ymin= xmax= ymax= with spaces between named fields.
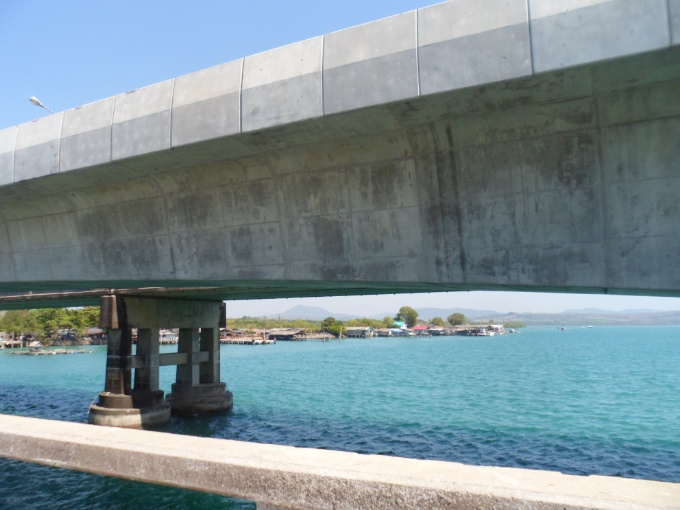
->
xmin=0 ymin=47 xmax=679 ymax=302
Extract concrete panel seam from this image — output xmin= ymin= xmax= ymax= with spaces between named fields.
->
xmin=110 ymin=95 xmax=117 ymax=163
xmin=12 ymin=125 xmax=18 ymax=184
xmin=666 ymin=0 xmax=673 ymax=45
xmin=415 ymin=9 xmax=421 ymax=97
xmin=239 ymin=58 xmax=245 ymax=134
xmin=321 ymin=35 xmax=326 ymax=116
xmin=150 ymin=173 xmax=178 ymax=280
xmin=527 ymin=0 xmax=537 ymax=76
xmin=57 ymin=112 xmax=64 ymax=175
xmin=1 ymin=222 xmax=17 ymax=281
xmin=169 ymin=79 xmax=176 ymax=148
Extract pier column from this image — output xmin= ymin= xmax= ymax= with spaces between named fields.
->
xmin=131 ymin=328 xmax=165 ymax=412
xmin=176 ymin=328 xmax=200 ymax=386
xmin=104 ymin=328 xmax=131 ymax=395
xmin=200 ymin=327 xmax=220 ymax=383
xmin=134 ymin=328 xmax=160 ymax=391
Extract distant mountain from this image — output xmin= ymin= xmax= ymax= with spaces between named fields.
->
xmin=560 ymin=308 xmax=663 ymax=315
xmin=474 ymin=310 xmax=680 ymax=326
xmin=561 ymin=308 xmax=620 ymax=314
xmin=237 ymin=304 xmax=680 ymax=326
xmin=267 ymin=305 xmax=355 ymax=321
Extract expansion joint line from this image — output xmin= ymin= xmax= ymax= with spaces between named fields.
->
xmin=320 ymin=35 xmax=326 ymax=116
xmin=238 ymin=58 xmax=245 ymax=133
xmin=415 ymin=9 xmax=421 ymax=97
xmin=526 ymin=0 xmax=536 ymax=76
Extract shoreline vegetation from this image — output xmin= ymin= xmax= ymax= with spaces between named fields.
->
xmin=2 ymin=304 xmax=679 ymax=347
xmin=0 ymin=306 xmax=524 ymax=346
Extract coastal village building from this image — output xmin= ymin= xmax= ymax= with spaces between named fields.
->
xmin=159 ymin=329 xmax=179 ymax=344
xmin=443 ymin=325 xmax=506 ymax=336
xmin=412 ymin=325 xmax=430 ymax=336
xmin=374 ymin=328 xmax=392 ymax=337
xmin=345 ymin=327 xmax=374 ymax=338
xmin=267 ymin=328 xmax=306 ymax=341
xmin=390 ymin=328 xmax=415 ymax=337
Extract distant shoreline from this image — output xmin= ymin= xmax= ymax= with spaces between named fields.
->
xmin=227 ymin=310 xmax=680 ymax=327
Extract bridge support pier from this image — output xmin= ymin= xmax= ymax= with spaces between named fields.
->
xmin=88 ymin=296 xmax=232 ymax=428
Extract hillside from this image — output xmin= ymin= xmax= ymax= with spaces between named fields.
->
xmin=471 ymin=310 xmax=680 ymax=326
xmin=234 ymin=305 xmax=680 ymax=326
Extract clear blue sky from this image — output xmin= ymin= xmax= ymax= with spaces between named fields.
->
xmin=1 ymin=0 xmax=438 ymax=127
xmin=1 ymin=0 xmax=678 ymax=317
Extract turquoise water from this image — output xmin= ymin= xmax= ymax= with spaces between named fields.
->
xmin=1 ymin=326 xmax=679 ymax=508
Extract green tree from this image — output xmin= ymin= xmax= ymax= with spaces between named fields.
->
xmin=382 ymin=316 xmax=394 ymax=328
xmin=326 ymin=322 xmax=346 ymax=338
xmin=319 ymin=316 xmax=345 ymax=337
xmin=80 ymin=307 xmax=101 ymax=329
xmin=2 ymin=307 xmax=103 ymax=343
xmin=321 ymin=317 xmax=337 ymax=331
xmin=394 ymin=306 xmax=419 ymax=328
xmin=68 ymin=306 xmax=101 ymax=338
xmin=0 ymin=310 xmax=41 ymax=338
xmin=227 ymin=316 xmax=318 ymax=331
xmin=430 ymin=316 xmax=445 ymax=327
xmin=34 ymin=308 xmax=69 ymax=338
xmin=346 ymin=318 xmax=382 ymax=329
xmin=447 ymin=312 xmax=466 ymax=326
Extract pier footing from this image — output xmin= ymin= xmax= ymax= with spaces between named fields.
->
xmin=167 ymin=383 xmax=233 ymax=416
xmin=89 ymin=391 xmax=171 ymax=428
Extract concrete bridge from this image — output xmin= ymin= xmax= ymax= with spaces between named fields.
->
xmin=1 ymin=0 xmax=680 ymax=507
xmin=0 ymin=0 xmax=678 ymax=308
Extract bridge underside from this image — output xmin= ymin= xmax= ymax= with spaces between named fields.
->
xmin=0 ymin=280 xmax=677 ymax=311
xmin=1 ymin=47 xmax=679 ymax=309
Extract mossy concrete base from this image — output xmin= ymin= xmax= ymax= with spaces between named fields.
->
xmin=166 ymin=382 xmax=233 ymax=416
xmin=88 ymin=391 xmax=171 ymax=429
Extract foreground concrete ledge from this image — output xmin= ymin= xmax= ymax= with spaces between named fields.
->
xmin=0 ymin=415 xmax=677 ymax=509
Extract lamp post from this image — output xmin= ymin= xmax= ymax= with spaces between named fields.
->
xmin=29 ymin=96 xmax=55 ymax=114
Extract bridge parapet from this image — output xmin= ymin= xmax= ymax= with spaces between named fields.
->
xmin=0 ymin=0 xmax=677 ymax=185
xmin=0 ymin=414 xmax=678 ymax=509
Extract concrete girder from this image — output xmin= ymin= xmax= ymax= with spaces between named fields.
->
xmin=0 ymin=3 xmax=678 ymax=305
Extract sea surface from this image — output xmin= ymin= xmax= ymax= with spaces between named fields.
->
xmin=1 ymin=326 xmax=679 ymax=509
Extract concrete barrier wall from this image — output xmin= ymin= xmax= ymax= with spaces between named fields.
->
xmin=0 ymin=415 xmax=678 ymax=509
xmin=0 ymin=0 xmax=676 ymax=183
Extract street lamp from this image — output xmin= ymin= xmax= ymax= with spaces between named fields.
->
xmin=29 ymin=96 xmax=55 ymax=114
